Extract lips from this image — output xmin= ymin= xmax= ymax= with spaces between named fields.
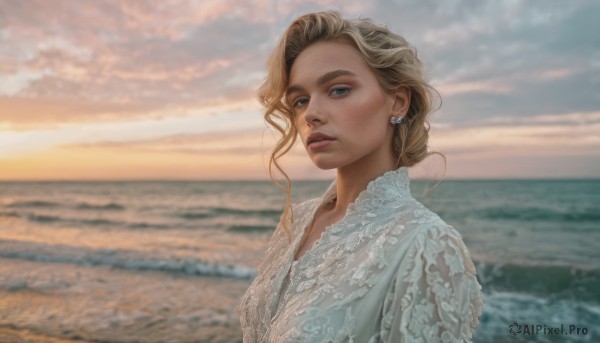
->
xmin=307 ymin=132 xmax=336 ymax=146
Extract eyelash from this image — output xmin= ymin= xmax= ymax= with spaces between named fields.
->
xmin=292 ymin=87 xmax=352 ymax=109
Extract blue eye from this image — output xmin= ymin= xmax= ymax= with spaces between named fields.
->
xmin=330 ymin=87 xmax=351 ymax=97
xmin=293 ymin=97 xmax=309 ymax=109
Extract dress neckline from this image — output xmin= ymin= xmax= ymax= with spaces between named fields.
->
xmin=291 ymin=166 xmax=412 ymax=265
xmin=318 ymin=166 xmax=410 ymax=212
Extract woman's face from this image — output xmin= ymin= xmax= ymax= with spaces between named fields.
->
xmin=287 ymin=40 xmax=407 ymax=171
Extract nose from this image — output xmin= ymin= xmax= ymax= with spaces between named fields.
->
xmin=303 ymin=98 xmax=325 ymax=127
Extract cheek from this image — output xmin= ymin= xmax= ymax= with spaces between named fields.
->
xmin=344 ymin=99 xmax=388 ymax=132
xmin=341 ymin=99 xmax=391 ymax=147
xmin=294 ymin=121 xmax=308 ymax=146
xmin=292 ymin=115 xmax=300 ymax=131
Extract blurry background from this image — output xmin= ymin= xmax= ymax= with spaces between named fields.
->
xmin=0 ymin=1 xmax=599 ymax=342
xmin=1 ymin=0 xmax=598 ymax=180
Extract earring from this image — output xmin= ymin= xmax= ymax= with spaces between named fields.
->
xmin=390 ymin=116 xmax=404 ymax=125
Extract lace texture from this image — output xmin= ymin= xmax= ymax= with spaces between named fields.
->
xmin=239 ymin=167 xmax=484 ymax=342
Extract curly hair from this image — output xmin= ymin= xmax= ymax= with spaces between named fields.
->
xmin=259 ymin=11 xmax=444 ymax=243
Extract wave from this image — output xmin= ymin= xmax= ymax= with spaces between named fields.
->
xmin=227 ymin=225 xmax=274 ymax=233
xmin=25 ymin=213 xmax=62 ymax=223
xmin=128 ymin=222 xmax=171 ymax=229
xmin=476 ymin=291 xmax=599 ymax=341
xmin=1 ymin=238 xmax=597 ymax=301
xmin=6 ymin=200 xmax=61 ymax=208
xmin=174 ymin=207 xmax=281 ymax=221
xmin=475 ymin=260 xmax=600 ymax=302
xmin=74 ymin=202 xmax=125 ymax=211
xmin=7 ymin=212 xmax=172 ymax=230
xmin=478 ymin=206 xmax=600 ymax=223
xmin=4 ymin=199 xmax=281 ymax=227
xmin=211 ymin=207 xmax=282 ymax=218
xmin=5 ymin=200 xmax=126 ymax=212
xmin=7 ymin=208 xmax=278 ymax=232
xmin=174 ymin=210 xmax=212 ymax=220
xmin=0 ymin=211 xmax=21 ymax=218
xmin=0 ymin=239 xmax=256 ymax=281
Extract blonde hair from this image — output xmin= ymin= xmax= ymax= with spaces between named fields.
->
xmin=259 ymin=11 xmax=445 ymax=243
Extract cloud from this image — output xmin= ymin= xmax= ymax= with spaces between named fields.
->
xmin=425 ymin=1 xmax=599 ymax=125
xmin=0 ymin=100 xmax=263 ymax=157
xmin=0 ymin=0 xmax=275 ymax=127
xmin=65 ymin=129 xmax=269 ymax=156
xmin=1 ymin=0 xmax=598 ymax=127
xmin=0 ymin=0 xmax=598 ymax=178
xmin=428 ymin=113 xmax=600 ymax=168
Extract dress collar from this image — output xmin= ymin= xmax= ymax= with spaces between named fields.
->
xmin=288 ymin=167 xmax=412 ymax=268
xmin=318 ymin=167 xmax=411 ymax=213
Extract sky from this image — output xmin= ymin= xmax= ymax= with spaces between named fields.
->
xmin=0 ymin=0 xmax=599 ymax=180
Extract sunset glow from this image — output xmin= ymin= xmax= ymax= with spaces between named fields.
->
xmin=1 ymin=1 xmax=598 ymax=180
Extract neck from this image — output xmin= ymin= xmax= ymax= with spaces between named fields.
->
xmin=332 ymin=153 xmax=397 ymax=215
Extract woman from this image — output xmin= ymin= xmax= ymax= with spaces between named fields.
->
xmin=239 ymin=11 xmax=484 ymax=342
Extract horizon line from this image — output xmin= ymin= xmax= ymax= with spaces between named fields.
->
xmin=1 ymin=177 xmax=599 ymax=182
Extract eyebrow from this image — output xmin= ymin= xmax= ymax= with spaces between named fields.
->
xmin=285 ymin=69 xmax=357 ymax=97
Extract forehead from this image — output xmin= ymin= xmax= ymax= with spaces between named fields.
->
xmin=289 ymin=40 xmax=375 ymax=85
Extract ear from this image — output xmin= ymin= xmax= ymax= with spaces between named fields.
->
xmin=391 ymin=86 xmax=411 ymax=115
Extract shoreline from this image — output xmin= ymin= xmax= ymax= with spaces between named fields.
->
xmin=0 ymin=325 xmax=85 ymax=343
xmin=0 ymin=257 xmax=246 ymax=343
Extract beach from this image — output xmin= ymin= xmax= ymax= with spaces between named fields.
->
xmin=0 ymin=256 xmax=247 ymax=342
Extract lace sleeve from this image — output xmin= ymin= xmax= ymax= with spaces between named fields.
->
xmin=381 ymin=225 xmax=484 ymax=343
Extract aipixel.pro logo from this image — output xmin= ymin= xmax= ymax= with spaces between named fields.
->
xmin=509 ymin=322 xmax=588 ymax=336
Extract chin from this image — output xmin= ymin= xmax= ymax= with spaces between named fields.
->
xmin=309 ymin=155 xmax=345 ymax=170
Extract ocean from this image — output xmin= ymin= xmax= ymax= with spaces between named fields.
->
xmin=0 ymin=178 xmax=598 ymax=342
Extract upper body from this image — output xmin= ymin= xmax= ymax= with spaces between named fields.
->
xmin=240 ymin=10 xmax=484 ymax=343
xmin=239 ymin=167 xmax=484 ymax=342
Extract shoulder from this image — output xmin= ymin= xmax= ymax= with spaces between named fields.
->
xmin=384 ymin=217 xmax=484 ymax=340
xmin=397 ymin=197 xmax=461 ymax=239
xmin=416 ymin=218 xmax=464 ymax=245
xmin=408 ymin=199 xmax=469 ymax=247
xmin=408 ymin=211 xmax=478 ymax=279
xmin=391 ymin=197 xmax=477 ymax=272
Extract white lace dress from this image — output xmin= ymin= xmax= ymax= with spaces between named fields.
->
xmin=239 ymin=167 xmax=484 ymax=342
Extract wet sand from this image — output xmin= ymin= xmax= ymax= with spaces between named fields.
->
xmin=0 ymin=326 xmax=84 ymax=343
xmin=0 ymin=258 xmax=247 ymax=343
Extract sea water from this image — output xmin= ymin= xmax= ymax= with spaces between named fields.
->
xmin=0 ymin=178 xmax=598 ymax=342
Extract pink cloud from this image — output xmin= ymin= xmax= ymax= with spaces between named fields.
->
xmin=0 ymin=1 xmax=270 ymax=126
